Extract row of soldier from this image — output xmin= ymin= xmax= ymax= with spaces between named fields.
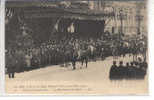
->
xmin=109 ymin=58 xmax=148 ymax=80
xmin=6 ymin=36 xmax=144 ymax=78
xmin=6 ymin=38 xmax=99 ymax=75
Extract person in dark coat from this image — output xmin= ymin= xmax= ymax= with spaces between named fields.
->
xmin=135 ymin=58 xmax=146 ymax=79
xmin=128 ymin=62 xmax=136 ymax=79
xmin=143 ymin=61 xmax=148 ymax=70
xmin=142 ymin=61 xmax=148 ymax=73
xmin=7 ymin=53 xmax=17 ymax=78
xmin=118 ymin=61 xmax=125 ymax=79
xmin=140 ymin=61 xmax=148 ymax=78
xmin=72 ymin=50 xmax=78 ymax=70
xmin=109 ymin=61 xmax=118 ymax=79
xmin=125 ymin=62 xmax=130 ymax=79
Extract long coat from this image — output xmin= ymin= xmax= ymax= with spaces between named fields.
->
xmin=6 ymin=54 xmax=17 ymax=73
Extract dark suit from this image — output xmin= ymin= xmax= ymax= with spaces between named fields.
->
xmin=7 ymin=55 xmax=16 ymax=78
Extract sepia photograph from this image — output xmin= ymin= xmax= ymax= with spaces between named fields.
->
xmin=5 ymin=0 xmax=148 ymax=95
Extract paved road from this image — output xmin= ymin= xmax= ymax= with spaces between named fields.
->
xmin=5 ymin=54 xmax=148 ymax=95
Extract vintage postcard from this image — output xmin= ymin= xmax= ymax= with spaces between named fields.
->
xmin=5 ymin=0 xmax=148 ymax=95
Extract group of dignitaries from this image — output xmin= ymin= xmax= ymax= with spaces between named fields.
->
xmin=109 ymin=57 xmax=148 ymax=80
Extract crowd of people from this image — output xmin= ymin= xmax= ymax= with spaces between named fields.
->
xmin=5 ymin=37 xmax=103 ymax=77
xmin=109 ymin=58 xmax=148 ymax=80
xmin=6 ymin=34 xmax=147 ymax=79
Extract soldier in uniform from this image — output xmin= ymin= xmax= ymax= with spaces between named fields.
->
xmin=101 ymin=47 xmax=105 ymax=60
xmin=44 ymin=45 xmax=48 ymax=66
xmin=40 ymin=46 xmax=45 ymax=66
xmin=128 ymin=62 xmax=136 ymax=79
xmin=125 ymin=62 xmax=130 ymax=79
xmin=48 ymin=46 xmax=52 ymax=65
xmin=25 ymin=51 xmax=32 ymax=71
xmin=37 ymin=46 xmax=42 ymax=67
xmin=109 ymin=61 xmax=118 ymax=79
xmin=72 ymin=49 xmax=78 ymax=70
xmin=16 ymin=49 xmax=25 ymax=72
xmin=117 ymin=61 xmax=125 ymax=79
xmin=7 ymin=50 xmax=17 ymax=78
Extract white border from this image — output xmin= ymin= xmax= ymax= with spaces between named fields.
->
xmin=148 ymin=0 xmax=154 ymax=97
xmin=0 ymin=0 xmax=5 ymax=95
xmin=1 ymin=0 xmax=154 ymax=99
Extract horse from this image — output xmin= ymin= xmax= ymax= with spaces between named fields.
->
xmin=69 ymin=43 xmax=93 ymax=70
xmin=63 ymin=43 xmax=95 ymax=70
xmin=77 ymin=49 xmax=89 ymax=69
